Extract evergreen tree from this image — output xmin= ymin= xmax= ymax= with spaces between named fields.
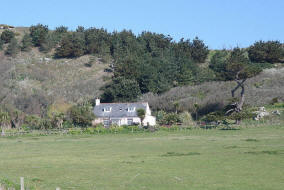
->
xmin=0 ymin=39 xmax=3 ymax=50
xmin=21 ymin=33 xmax=32 ymax=51
xmin=190 ymin=37 xmax=209 ymax=63
xmin=5 ymin=38 xmax=19 ymax=57
xmin=0 ymin=30 xmax=15 ymax=43
xmin=55 ymin=33 xmax=85 ymax=58
xmin=248 ymin=40 xmax=283 ymax=63
xmin=29 ymin=24 xmax=49 ymax=47
xmin=101 ymin=77 xmax=142 ymax=102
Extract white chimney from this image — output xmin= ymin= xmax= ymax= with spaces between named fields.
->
xmin=95 ymin=98 xmax=100 ymax=106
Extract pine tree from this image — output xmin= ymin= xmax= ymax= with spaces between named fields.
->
xmin=21 ymin=33 xmax=32 ymax=51
xmin=5 ymin=38 xmax=19 ymax=57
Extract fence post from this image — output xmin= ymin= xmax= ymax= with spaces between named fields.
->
xmin=20 ymin=177 xmax=24 ymax=190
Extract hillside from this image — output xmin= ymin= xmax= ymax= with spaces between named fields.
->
xmin=0 ymin=26 xmax=283 ymax=118
xmin=142 ymin=67 xmax=284 ymax=112
xmin=0 ymin=49 xmax=111 ymax=116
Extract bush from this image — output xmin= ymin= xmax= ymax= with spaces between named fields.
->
xmin=24 ymin=115 xmax=42 ymax=130
xmin=21 ymin=33 xmax=33 ymax=51
xmin=248 ymin=40 xmax=283 ymax=63
xmin=68 ymin=105 xmax=95 ymax=128
xmin=55 ymin=33 xmax=85 ymax=58
xmin=0 ymin=30 xmax=15 ymax=43
xmin=5 ymin=38 xmax=19 ymax=57
xmin=101 ymin=77 xmax=142 ymax=102
xmin=29 ymin=24 xmax=49 ymax=47
xmin=0 ymin=39 xmax=3 ymax=50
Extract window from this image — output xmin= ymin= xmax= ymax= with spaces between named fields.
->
xmin=128 ymin=107 xmax=135 ymax=112
xmin=104 ymin=107 xmax=111 ymax=112
xmin=127 ymin=119 xmax=133 ymax=125
xmin=103 ymin=119 xmax=110 ymax=126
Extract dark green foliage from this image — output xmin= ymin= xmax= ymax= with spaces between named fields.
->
xmin=5 ymin=38 xmax=19 ymax=57
xmin=210 ymin=48 xmax=262 ymax=81
xmin=101 ymin=77 xmax=142 ymax=102
xmin=137 ymin=108 xmax=146 ymax=122
xmin=85 ymin=27 xmax=111 ymax=55
xmin=190 ymin=37 xmax=209 ymax=63
xmin=248 ymin=40 xmax=283 ymax=63
xmin=24 ymin=115 xmax=43 ymax=130
xmin=39 ymin=33 xmax=57 ymax=53
xmin=0 ymin=30 xmax=15 ymax=43
xmin=68 ymin=105 xmax=95 ymax=127
xmin=55 ymin=26 xmax=68 ymax=34
xmin=156 ymin=111 xmax=181 ymax=125
xmin=21 ymin=33 xmax=32 ymax=51
xmin=0 ymin=39 xmax=3 ymax=50
xmin=53 ymin=25 xmax=68 ymax=43
xmin=29 ymin=24 xmax=49 ymax=47
xmin=209 ymin=50 xmax=230 ymax=80
xmin=55 ymin=33 xmax=85 ymax=58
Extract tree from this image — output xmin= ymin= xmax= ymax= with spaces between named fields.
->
xmin=209 ymin=50 xmax=230 ymax=80
xmin=0 ymin=30 xmax=15 ymax=43
xmin=21 ymin=33 xmax=32 ymax=51
xmin=24 ymin=115 xmax=42 ymax=130
xmin=0 ymin=39 xmax=3 ymax=50
xmin=248 ymin=40 xmax=283 ymax=63
xmin=29 ymin=24 xmax=49 ymax=47
xmin=53 ymin=25 xmax=68 ymax=44
xmin=55 ymin=33 xmax=85 ymax=58
xmin=5 ymin=38 xmax=19 ymax=57
xmin=69 ymin=105 xmax=95 ymax=128
xmin=101 ymin=77 xmax=142 ymax=102
xmin=190 ymin=37 xmax=209 ymax=63
xmin=136 ymin=108 xmax=145 ymax=125
xmin=210 ymin=47 xmax=262 ymax=124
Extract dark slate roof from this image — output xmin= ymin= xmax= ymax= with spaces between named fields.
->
xmin=93 ymin=102 xmax=148 ymax=118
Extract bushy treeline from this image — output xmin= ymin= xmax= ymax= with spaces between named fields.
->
xmin=0 ymin=24 xmax=283 ymax=124
xmin=1 ymin=24 xmax=212 ymax=101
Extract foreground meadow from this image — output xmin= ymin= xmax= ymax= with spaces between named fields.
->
xmin=0 ymin=126 xmax=283 ymax=190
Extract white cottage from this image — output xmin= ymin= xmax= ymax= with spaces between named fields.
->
xmin=93 ymin=99 xmax=156 ymax=126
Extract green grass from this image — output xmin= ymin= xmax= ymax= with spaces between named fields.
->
xmin=0 ymin=126 xmax=284 ymax=190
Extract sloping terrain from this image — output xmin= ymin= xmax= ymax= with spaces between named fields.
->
xmin=0 ymin=49 xmax=111 ymax=115
xmin=142 ymin=67 xmax=284 ymax=112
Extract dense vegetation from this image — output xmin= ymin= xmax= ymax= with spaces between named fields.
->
xmin=0 ymin=24 xmax=283 ymax=129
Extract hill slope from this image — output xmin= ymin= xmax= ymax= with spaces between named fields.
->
xmin=0 ymin=49 xmax=111 ymax=115
xmin=142 ymin=67 xmax=284 ymax=112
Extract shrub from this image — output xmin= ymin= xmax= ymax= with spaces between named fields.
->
xmin=55 ymin=33 xmax=85 ymax=58
xmin=5 ymin=38 xmax=19 ymax=57
xmin=68 ymin=105 xmax=95 ymax=128
xmin=248 ymin=40 xmax=283 ymax=63
xmin=0 ymin=30 xmax=15 ymax=43
xmin=29 ymin=24 xmax=49 ymax=47
xmin=21 ymin=33 xmax=32 ymax=51
xmin=0 ymin=39 xmax=3 ymax=50
xmin=164 ymin=112 xmax=181 ymax=125
xmin=24 ymin=115 xmax=42 ymax=130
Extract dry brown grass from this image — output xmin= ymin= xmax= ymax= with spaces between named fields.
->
xmin=142 ymin=67 xmax=284 ymax=112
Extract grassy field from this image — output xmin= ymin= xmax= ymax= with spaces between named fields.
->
xmin=0 ymin=126 xmax=284 ymax=190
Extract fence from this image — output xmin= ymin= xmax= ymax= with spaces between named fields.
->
xmin=0 ymin=178 xmax=59 ymax=190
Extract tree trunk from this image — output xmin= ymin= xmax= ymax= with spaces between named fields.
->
xmin=230 ymin=79 xmax=246 ymax=125
xmin=236 ymin=83 xmax=245 ymax=112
